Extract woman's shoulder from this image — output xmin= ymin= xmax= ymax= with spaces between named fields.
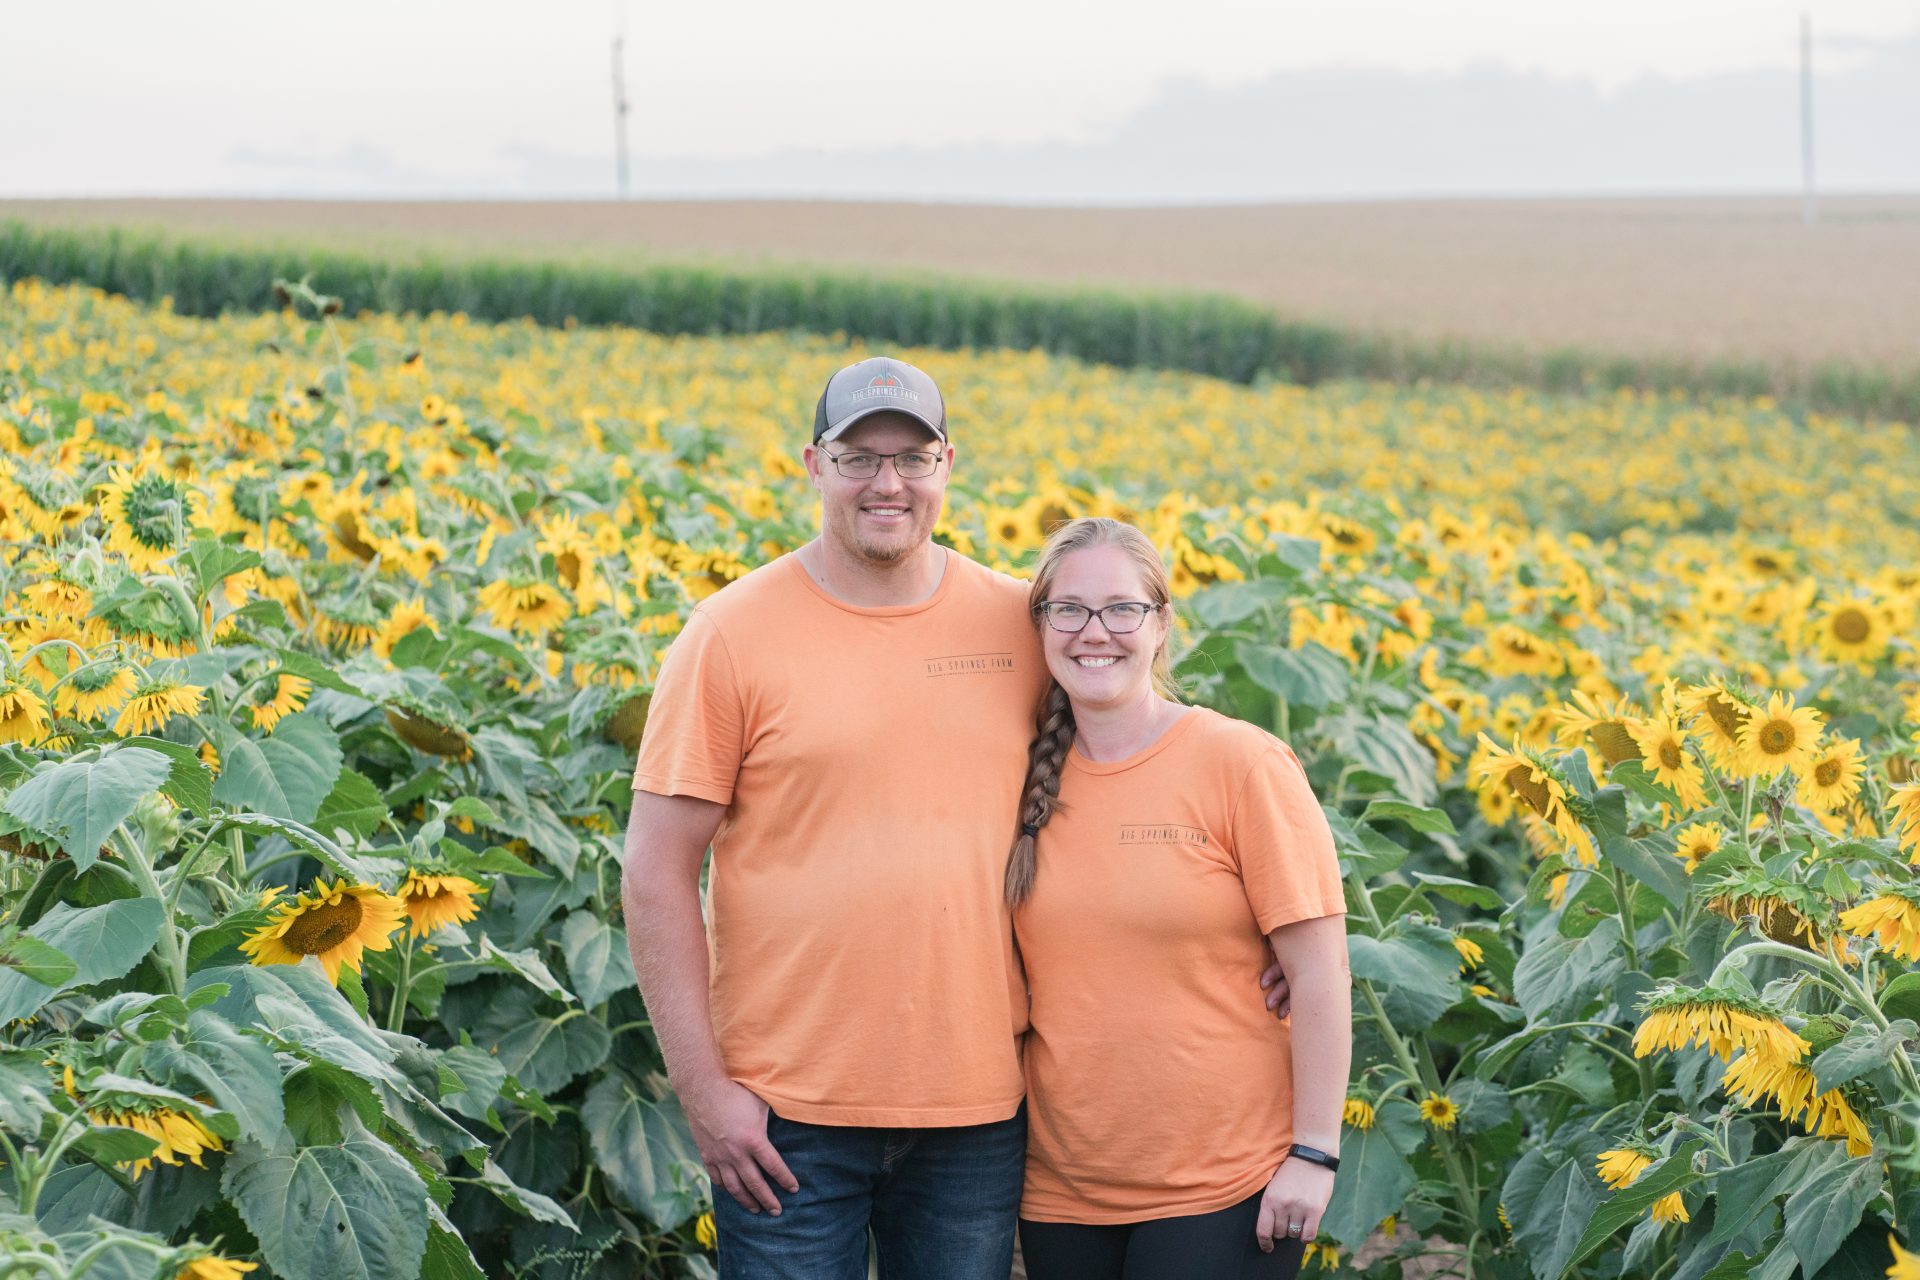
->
xmin=1180 ymin=705 xmax=1291 ymax=761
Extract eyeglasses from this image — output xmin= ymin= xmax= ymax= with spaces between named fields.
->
xmin=1034 ymin=601 xmax=1161 ymax=634
xmin=818 ymin=447 xmax=945 ymax=480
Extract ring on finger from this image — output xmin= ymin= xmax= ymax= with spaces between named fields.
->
xmin=1287 ymin=1221 xmax=1304 ymax=1237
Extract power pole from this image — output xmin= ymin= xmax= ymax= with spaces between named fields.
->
xmin=612 ymin=0 xmax=632 ymax=200
xmin=1800 ymin=11 xmax=1816 ymax=227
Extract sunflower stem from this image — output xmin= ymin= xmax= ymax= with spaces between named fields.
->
xmin=115 ymin=824 xmax=184 ymax=996
xmin=387 ymin=932 xmax=415 ymax=1033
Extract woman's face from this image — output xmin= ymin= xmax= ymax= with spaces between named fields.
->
xmin=1039 ymin=544 xmax=1168 ymax=714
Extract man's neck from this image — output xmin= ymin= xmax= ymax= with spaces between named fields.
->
xmin=798 ymin=538 xmax=948 ymax=607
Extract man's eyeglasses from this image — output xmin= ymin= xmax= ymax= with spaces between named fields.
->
xmin=818 ymin=448 xmax=945 ymax=480
xmin=1034 ymin=601 xmax=1161 ymax=634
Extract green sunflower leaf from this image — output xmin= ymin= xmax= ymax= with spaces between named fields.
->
xmin=1 ymin=745 xmax=172 ymax=867
xmin=223 ymin=1131 xmax=432 ymax=1280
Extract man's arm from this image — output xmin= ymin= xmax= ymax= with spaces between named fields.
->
xmin=622 ymin=789 xmax=798 ymax=1215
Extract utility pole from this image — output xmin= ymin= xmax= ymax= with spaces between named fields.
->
xmin=612 ymin=0 xmax=632 ymax=200
xmin=1800 ymin=11 xmax=1816 ymax=227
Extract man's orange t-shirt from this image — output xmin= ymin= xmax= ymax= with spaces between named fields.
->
xmin=632 ymin=548 xmax=1047 ymax=1127
xmin=1015 ymin=706 xmax=1346 ymax=1223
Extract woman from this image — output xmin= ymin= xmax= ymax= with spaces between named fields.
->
xmin=1008 ymin=517 xmax=1351 ymax=1280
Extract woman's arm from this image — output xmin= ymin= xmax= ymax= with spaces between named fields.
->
xmin=1254 ymin=913 xmax=1352 ymax=1252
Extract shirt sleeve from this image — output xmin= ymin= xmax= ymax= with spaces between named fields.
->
xmin=1229 ymin=742 xmax=1347 ymax=934
xmin=631 ymin=609 xmax=746 ymax=805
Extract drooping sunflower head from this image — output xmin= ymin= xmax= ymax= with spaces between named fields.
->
xmin=397 ymin=870 xmax=486 ymax=938
xmin=238 ymin=878 xmax=406 ymax=984
xmin=84 ymin=1102 xmax=224 ymax=1178
xmin=0 ymin=677 xmax=52 ymax=746
xmin=1891 ymin=785 xmax=1920 ymax=860
xmin=1632 ymin=986 xmax=1810 ymax=1065
xmin=55 ymin=662 xmax=140 ymax=723
xmin=112 ymin=678 xmax=205 ymax=738
xmin=1342 ymin=1096 xmax=1376 ymax=1130
xmin=249 ymin=672 xmax=312 ymax=733
xmin=1594 ymin=1144 xmax=1656 ymax=1190
xmin=1838 ymin=887 xmax=1920 ymax=963
xmin=1553 ymin=690 xmax=1643 ymax=768
xmin=477 ymin=576 xmax=570 ymax=635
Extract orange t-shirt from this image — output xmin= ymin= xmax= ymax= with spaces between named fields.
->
xmin=632 ymin=548 xmax=1047 ymax=1126
xmin=1014 ymin=706 xmax=1346 ymax=1223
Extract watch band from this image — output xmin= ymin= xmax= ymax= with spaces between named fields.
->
xmin=1288 ymin=1143 xmax=1341 ymax=1173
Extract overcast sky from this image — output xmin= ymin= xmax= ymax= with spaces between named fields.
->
xmin=4 ymin=0 xmax=1917 ymax=201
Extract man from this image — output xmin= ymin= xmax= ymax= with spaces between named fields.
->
xmin=623 ymin=356 xmax=1046 ymax=1279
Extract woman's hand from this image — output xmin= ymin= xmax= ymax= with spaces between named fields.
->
xmin=1254 ymin=1156 xmax=1336 ymax=1252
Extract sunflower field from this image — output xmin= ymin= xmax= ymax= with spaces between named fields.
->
xmin=1 ymin=272 xmax=1918 ymax=1280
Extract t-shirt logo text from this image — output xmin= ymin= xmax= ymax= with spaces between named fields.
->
xmin=924 ymin=652 xmax=1017 ymax=677
xmin=1119 ymin=824 xmax=1210 ymax=846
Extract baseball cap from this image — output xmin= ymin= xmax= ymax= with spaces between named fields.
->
xmin=813 ymin=357 xmax=947 ymax=444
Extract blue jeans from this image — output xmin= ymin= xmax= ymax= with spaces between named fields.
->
xmin=715 ymin=1105 xmax=1026 ymax=1280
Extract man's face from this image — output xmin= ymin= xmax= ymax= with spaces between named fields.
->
xmin=804 ymin=413 xmax=953 ymax=566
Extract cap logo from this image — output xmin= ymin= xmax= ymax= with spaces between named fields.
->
xmin=850 ymin=374 xmax=921 ymax=404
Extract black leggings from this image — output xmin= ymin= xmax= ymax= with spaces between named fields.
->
xmin=1019 ymin=1192 xmax=1305 ymax=1280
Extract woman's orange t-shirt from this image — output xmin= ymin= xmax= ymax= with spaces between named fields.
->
xmin=1014 ymin=706 xmax=1346 ymax=1224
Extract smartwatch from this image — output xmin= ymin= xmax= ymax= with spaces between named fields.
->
xmin=1287 ymin=1143 xmax=1341 ymax=1173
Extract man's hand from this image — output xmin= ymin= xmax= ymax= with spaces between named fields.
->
xmin=1261 ymin=960 xmax=1292 ymax=1018
xmin=681 ymin=1077 xmax=800 ymax=1215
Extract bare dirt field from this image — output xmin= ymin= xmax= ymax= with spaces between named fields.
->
xmin=6 ymin=196 xmax=1918 ymax=369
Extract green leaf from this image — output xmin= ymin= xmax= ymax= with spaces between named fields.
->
xmin=1409 ymin=871 xmax=1501 ymax=909
xmin=1512 ymin=918 xmax=1626 ymax=1022
xmin=1329 ymin=711 xmax=1437 ymax=806
xmin=33 ymin=1162 xmax=134 ymax=1234
xmin=275 ymin=648 xmax=370 ymax=698
xmin=1706 ymin=1139 xmax=1840 ymax=1247
xmin=0 ymin=898 xmax=165 ymax=1023
xmin=472 ymin=1001 xmax=611 ymax=1095
xmin=190 ymin=964 xmax=404 ymax=1088
xmin=0 ymin=1050 xmax=56 ymax=1132
xmin=1187 ymin=579 xmax=1291 ymax=627
xmin=581 ymin=1073 xmax=707 ymax=1230
xmin=1785 ymin=1152 xmax=1883 ymax=1276
xmin=0 ymin=932 xmax=77 ymax=987
xmin=1883 ymin=973 xmax=1920 ymax=1023
xmin=1509 ymin=1152 xmax=1599 ymax=1280
xmin=1348 ymin=927 xmax=1462 ymax=1031
xmin=445 ymin=796 xmax=501 ymax=826
xmin=476 ymin=1158 xmax=577 ymax=1229
xmin=75 ymin=1120 xmax=162 ymax=1165
xmin=1269 ymin=533 xmax=1322 ymax=575
xmin=1 ymin=746 xmax=172 ymax=866
xmin=212 ymin=713 xmax=345 ymax=824
xmin=1361 ymin=800 xmax=1458 ymax=835
xmin=313 ymin=770 xmax=388 ymax=842
xmin=145 ymin=1011 xmax=287 ymax=1145
xmin=560 ymin=912 xmax=637 ymax=1008
xmin=1318 ymin=1116 xmax=1417 ymax=1249
xmin=1236 ymin=641 xmax=1351 ymax=709
xmin=1562 ymin=1140 xmax=1705 ymax=1275
xmin=284 ymin=1061 xmax=386 ymax=1147
xmin=421 ymin=1219 xmax=486 ymax=1280
xmin=437 ymin=1041 xmax=509 ymax=1121
xmin=181 ymin=536 xmax=263 ymax=599
xmin=1812 ymin=1019 xmax=1916 ymax=1093
xmin=121 ymin=736 xmax=214 ymax=815
xmin=476 ymin=938 xmax=574 ymax=1002
xmin=223 ymin=1133 xmax=431 ymax=1280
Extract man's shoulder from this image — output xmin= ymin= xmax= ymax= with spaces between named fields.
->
xmin=945 ymin=549 xmax=1032 ymax=608
xmin=685 ymin=554 xmax=803 ymax=629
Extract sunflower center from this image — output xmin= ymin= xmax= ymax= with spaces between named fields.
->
xmin=1658 ymin=741 xmax=1685 ymax=771
xmin=1815 ymin=759 xmax=1843 ymax=786
xmin=1592 ymin=722 xmax=1639 ymax=765
xmin=1704 ymin=695 xmax=1745 ymax=741
xmin=1505 ymin=765 xmax=1553 ymax=816
xmin=1757 ymin=720 xmax=1795 ymax=755
xmin=1832 ymin=609 xmax=1872 ymax=644
xmin=282 ymin=896 xmax=365 ymax=955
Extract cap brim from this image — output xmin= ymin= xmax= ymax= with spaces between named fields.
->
xmin=817 ymin=405 xmax=947 ymax=443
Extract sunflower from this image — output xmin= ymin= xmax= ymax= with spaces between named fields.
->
xmin=97 ymin=464 xmax=197 ymax=573
xmin=1650 ymin=1193 xmax=1690 ymax=1224
xmin=398 ymin=870 xmax=485 ymax=937
xmin=1815 ymin=597 xmax=1889 ymax=665
xmin=1889 ymin=1236 xmax=1920 ymax=1280
xmin=1838 ymin=891 xmax=1920 ymax=962
xmin=239 ymin=878 xmax=407 ymax=984
xmin=1418 ymin=1093 xmax=1458 ymax=1129
xmin=86 ymin=1103 xmax=224 ymax=1177
xmin=1469 ymin=735 xmax=1594 ymax=863
xmin=1484 ymin=623 xmax=1560 ymax=678
xmin=1342 ymin=1097 xmax=1375 ymax=1130
xmin=1888 ymin=785 xmax=1920 ymax=860
xmin=176 ymin=1257 xmax=259 ymax=1280
xmin=1632 ymin=990 xmax=1809 ymax=1064
xmin=1735 ymin=692 xmax=1824 ymax=779
xmin=1452 ymin=934 xmax=1484 ymax=971
xmin=249 ymin=673 xmax=312 ymax=733
xmin=113 ymin=678 xmax=205 ymax=737
xmin=0 ymin=678 xmax=52 ymax=746
xmin=1721 ymin=1053 xmax=1873 ymax=1157
xmin=1595 ymin=1146 xmax=1652 ymax=1190
xmin=478 ymin=577 xmax=570 ymax=634
xmin=373 ymin=598 xmax=438 ymax=660
xmin=54 ymin=662 xmax=140 ymax=722
xmin=1553 ymin=690 xmax=1643 ymax=772
xmin=1797 ymin=738 xmax=1865 ymax=813
xmin=312 ymin=599 xmax=383 ymax=650
xmin=1626 ymin=713 xmax=1710 ymax=810
xmin=1677 ymin=682 xmax=1753 ymax=773
xmin=1671 ymin=821 xmax=1724 ymax=872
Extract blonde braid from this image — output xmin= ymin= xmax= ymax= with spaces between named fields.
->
xmin=1005 ymin=681 xmax=1075 ymax=908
